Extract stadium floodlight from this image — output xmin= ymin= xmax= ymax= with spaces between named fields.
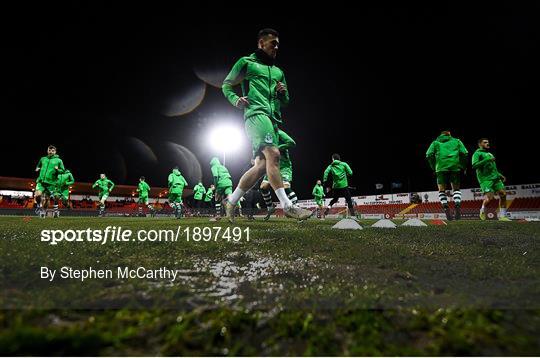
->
xmin=208 ymin=123 xmax=244 ymax=165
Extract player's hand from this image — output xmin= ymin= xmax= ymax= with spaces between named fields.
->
xmin=35 ymin=168 xmax=40 ymax=172
xmin=276 ymin=81 xmax=287 ymax=94
xmin=463 ymin=169 xmax=467 ymax=176
xmin=491 ymin=157 xmax=496 ymax=161
xmin=501 ymin=175 xmax=507 ymax=183
xmin=235 ymin=96 xmax=250 ymax=109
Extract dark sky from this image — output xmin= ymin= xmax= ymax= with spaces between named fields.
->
xmin=3 ymin=4 xmax=539 ymax=198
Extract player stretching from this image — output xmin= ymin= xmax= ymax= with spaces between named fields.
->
xmin=426 ymin=130 xmax=468 ymax=220
xmin=221 ymin=28 xmax=311 ymax=222
xmin=472 ymin=138 xmax=511 ymax=221
xmin=92 ymin=174 xmax=115 ymax=217
xmin=34 ymin=145 xmax=65 ymax=218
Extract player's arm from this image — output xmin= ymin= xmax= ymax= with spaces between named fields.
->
xmin=211 ymin=166 xmax=219 ymax=186
xmin=66 ymin=173 xmax=75 ymax=186
xmin=277 ymin=130 xmax=296 ymax=150
xmin=92 ymin=180 xmax=99 ymax=189
xmin=108 ymin=180 xmax=115 ymax=192
xmin=167 ymin=174 xmax=173 ymax=188
xmin=471 ymin=152 xmax=492 ymax=169
xmin=277 ymin=72 xmax=290 ymax=106
xmin=35 ymin=158 xmax=43 ymax=172
xmin=425 ymin=141 xmax=437 ymax=171
xmin=458 ymin=140 xmax=469 ymax=170
xmin=222 ymin=58 xmax=248 ymax=108
xmin=344 ymin=162 xmax=353 ymax=176
xmin=56 ymin=159 xmax=65 ymax=172
xmin=182 ymin=176 xmax=188 ymax=187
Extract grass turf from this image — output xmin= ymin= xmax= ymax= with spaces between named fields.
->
xmin=0 ymin=216 xmax=539 ymax=355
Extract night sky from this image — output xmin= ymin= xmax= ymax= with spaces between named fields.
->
xmin=3 ymin=4 xmax=539 ymax=198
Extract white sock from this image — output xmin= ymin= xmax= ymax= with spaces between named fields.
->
xmin=480 ymin=205 xmax=485 ymax=213
xmin=275 ymin=188 xmax=293 ymax=208
xmin=500 ymin=207 xmax=507 ymax=215
xmin=228 ymin=187 xmax=245 ymax=205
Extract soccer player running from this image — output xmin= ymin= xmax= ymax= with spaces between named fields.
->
xmin=425 ymin=130 xmax=468 ymax=220
xmin=55 ymin=169 xmax=75 ymax=214
xmin=221 ymin=28 xmax=311 ymax=222
xmin=312 ymin=179 xmax=326 ymax=220
xmin=261 ymin=129 xmax=298 ymax=221
xmin=323 ymin=154 xmax=356 ymax=218
xmin=168 ymin=167 xmax=188 ymax=219
xmin=204 ymin=184 xmax=215 ymax=216
xmin=92 ymin=174 xmax=115 ymax=217
xmin=136 ymin=176 xmax=155 ymax=217
xmin=472 ymin=138 xmax=511 ymax=221
xmin=34 ymin=145 xmax=65 ymax=218
xmin=192 ymin=181 xmax=206 ymax=216
xmin=210 ymin=157 xmax=233 ymax=220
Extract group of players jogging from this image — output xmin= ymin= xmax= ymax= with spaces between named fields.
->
xmin=32 ymin=28 xmax=510 ymax=222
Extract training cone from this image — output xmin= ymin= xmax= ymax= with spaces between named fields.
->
xmin=402 ymin=218 xmax=428 ymax=227
xmin=332 ymin=218 xmax=363 ymax=230
xmin=371 ymin=219 xmax=397 ymax=228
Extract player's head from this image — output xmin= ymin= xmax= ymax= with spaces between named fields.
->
xmin=257 ymin=28 xmax=279 ymax=59
xmin=173 ymin=166 xmax=179 ymax=171
xmin=140 ymin=176 xmax=145 ymax=182
xmin=478 ymin=138 xmax=490 ymax=149
xmin=47 ymin=145 xmax=56 ymax=156
xmin=210 ymin=184 xmax=215 ymax=189
xmin=332 ymin=153 xmax=340 ymax=161
xmin=441 ymin=130 xmax=451 ymax=136
xmin=100 ymin=173 xmax=106 ymax=179
xmin=317 ymin=180 xmax=322 ymax=185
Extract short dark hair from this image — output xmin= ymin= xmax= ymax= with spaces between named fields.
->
xmin=48 ymin=145 xmax=56 ymax=150
xmin=173 ymin=166 xmax=179 ymax=170
xmin=332 ymin=153 xmax=340 ymax=160
xmin=140 ymin=176 xmax=145 ymax=181
xmin=478 ymin=138 xmax=489 ymax=144
xmin=258 ymin=28 xmax=279 ymax=40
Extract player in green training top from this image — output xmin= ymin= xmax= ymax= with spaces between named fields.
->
xmin=192 ymin=181 xmax=206 ymax=216
xmin=323 ymin=154 xmax=356 ymax=218
xmin=260 ymin=129 xmax=298 ymax=220
xmin=312 ymin=180 xmax=326 ymax=220
xmin=168 ymin=167 xmax=188 ymax=219
xmin=472 ymin=138 xmax=511 ymax=221
xmin=92 ymin=174 xmax=115 ymax=217
xmin=426 ymin=130 xmax=468 ymax=220
xmin=55 ymin=169 xmax=75 ymax=215
xmin=210 ymin=157 xmax=233 ymax=220
xmin=221 ymin=28 xmax=311 ymax=222
xmin=34 ymin=145 xmax=65 ymax=218
xmin=137 ymin=176 xmax=155 ymax=217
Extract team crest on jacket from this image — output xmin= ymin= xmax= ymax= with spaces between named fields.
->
xmin=265 ymin=133 xmax=273 ymax=143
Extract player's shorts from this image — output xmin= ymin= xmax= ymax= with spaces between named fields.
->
xmin=138 ymin=195 xmax=149 ymax=205
xmin=436 ymin=171 xmax=461 ymax=185
xmin=245 ymin=114 xmax=278 ymax=158
xmin=168 ymin=193 xmax=183 ymax=203
xmin=216 ymin=185 xmax=232 ymax=196
xmin=99 ymin=192 xmax=109 ymax=201
xmin=315 ymin=198 xmax=324 ymax=206
xmin=36 ymin=182 xmax=56 ymax=196
xmin=480 ymin=179 xmax=505 ymax=194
